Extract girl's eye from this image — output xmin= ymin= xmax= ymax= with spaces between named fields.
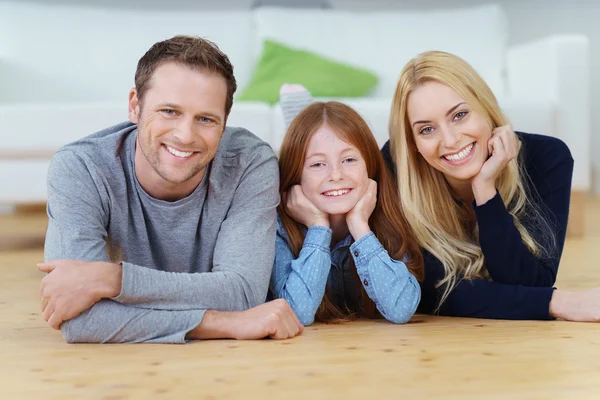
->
xmin=419 ymin=126 xmax=434 ymax=135
xmin=310 ymin=162 xmax=325 ymax=168
xmin=343 ymin=157 xmax=357 ymax=163
xmin=454 ymin=111 xmax=468 ymax=121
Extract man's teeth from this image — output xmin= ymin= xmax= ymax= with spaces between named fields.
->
xmin=444 ymin=143 xmax=474 ymax=162
xmin=166 ymin=145 xmax=194 ymax=158
xmin=324 ymin=189 xmax=350 ymax=197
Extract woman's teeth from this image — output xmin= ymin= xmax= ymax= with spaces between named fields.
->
xmin=166 ymin=145 xmax=194 ymax=158
xmin=323 ymin=189 xmax=350 ymax=197
xmin=443 ymin=143 xmax=474 ymax=162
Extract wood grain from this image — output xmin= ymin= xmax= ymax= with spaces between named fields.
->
xmin=1 ymin=198 xmax=599 ymax=399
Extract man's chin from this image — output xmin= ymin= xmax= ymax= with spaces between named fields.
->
xmin=156 ymin=167 xmax=205 ymax=185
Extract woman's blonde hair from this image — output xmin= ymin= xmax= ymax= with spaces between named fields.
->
xmin=279 ymin=101 xmax=424 ymax=322
xmin=388 ymin=51 xmax=552 ymax=308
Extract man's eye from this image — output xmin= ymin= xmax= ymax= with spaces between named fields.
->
xmin=199 ymin=117 xmax=215 ymax=124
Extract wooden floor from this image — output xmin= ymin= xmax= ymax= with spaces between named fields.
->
xmin=1 ymin=202 xmax=600 ymax=399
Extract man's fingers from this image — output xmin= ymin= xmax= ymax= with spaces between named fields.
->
xmin=37 ymin=263 xmax=56 ymax=273
xmin=286 ymin=306 xmax=304 ymax=333
xmin=42 ymin=301 xmax=55 ymax=322
xmin=47 ymin=311 xmax=64 ymax=330
xmin=40 ymin=293 xmax=49 ymax=312
xmin=281 ymin=309 xmax=303 ymax=338
xmin=280 ymin=315 xmax=298 ymax=339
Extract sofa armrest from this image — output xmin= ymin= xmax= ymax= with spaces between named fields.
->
xmin=507 ymin=34 xmax=590 ymax=191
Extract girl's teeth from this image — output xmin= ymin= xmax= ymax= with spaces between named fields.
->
xmin=444 ymin=143 xmax=474 ymax=161
xmin=325 ymin=189 xmax=349 ymax=197
xmin=167 ymin=146 xmax=193 ymax=158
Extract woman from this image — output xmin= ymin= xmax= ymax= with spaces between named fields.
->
xmin=271 ymin=86 xmax=423 ymax=326
xmin=385 ymin=50 xmax=599 ymax=321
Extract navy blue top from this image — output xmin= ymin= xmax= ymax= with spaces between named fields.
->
xmin=381 ymin=131 xmax=574 ymax=320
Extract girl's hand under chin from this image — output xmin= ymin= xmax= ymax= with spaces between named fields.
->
xmin=471 ymin=125 xmax=518 ymax=205
xmin=285 ymin=185 xmax=330 ymax=228
xmin=346 ymin=179 xmax=377 ymax=240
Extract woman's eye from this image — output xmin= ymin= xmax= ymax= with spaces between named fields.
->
xmin=419 ymin=126 xmax=434 ymax=135
xmin=454 ymin=111 xmax=468 ymax=121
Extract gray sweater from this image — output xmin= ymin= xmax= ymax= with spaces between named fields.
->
xmin=44 ymin=122 xmax=279 ymax=343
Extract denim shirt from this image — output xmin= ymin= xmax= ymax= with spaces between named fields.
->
xmin=271 ymin=216 xmax=421 ymax=326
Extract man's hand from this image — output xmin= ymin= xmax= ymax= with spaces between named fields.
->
xmin=37 ymin=260 xmax=122 ymax=329
xmin=188 ymin=299 xmax=305 ymax=340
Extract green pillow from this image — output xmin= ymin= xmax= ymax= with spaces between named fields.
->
xmin=239 ymin=40 xmax=378 ymax=104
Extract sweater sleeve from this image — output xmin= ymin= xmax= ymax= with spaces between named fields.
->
xmin=474 ymin=134 xmax=574 ymax=287
xmin=270 ymin=225 xmax=332 ymax=326
xmin=419 ymin=251 xmax=555 ymax=320
xmin=61 ymin=300 xmax=206 ymax=344
xmin=351 ymin=232 xmax=420 ymax=324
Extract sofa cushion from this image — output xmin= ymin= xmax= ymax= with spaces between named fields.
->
xmin=253 ymin=5 xmax=509 ymax=99
xmin=239 ymin=40 xmax=378 ymax=104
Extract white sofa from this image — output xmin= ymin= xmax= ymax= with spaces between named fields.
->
xmin=0 ymin=2 xmax=590 ymax=227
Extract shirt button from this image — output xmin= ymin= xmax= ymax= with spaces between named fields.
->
xmin=363 ymin=279 xmax=369 ymax=286
xmin=353 ymin=251 xmax=359 ymax=257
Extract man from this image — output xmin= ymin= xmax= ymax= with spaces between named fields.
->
xmin=37 ymin=35 xmax=303 ymax=343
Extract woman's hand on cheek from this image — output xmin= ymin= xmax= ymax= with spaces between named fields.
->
xmin=471 ymin=125 xmax=518 ymax=205
xmin=346 ymin=179 xmax=377 ymax=240
xmin=286 ymin=185 xmax=330 ymax=228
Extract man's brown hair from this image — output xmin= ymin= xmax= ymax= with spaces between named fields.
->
xmin=134 ymin=35 xmax=237 ymax=116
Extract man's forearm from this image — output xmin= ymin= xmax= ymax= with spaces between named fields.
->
xmin=186 ymin=310 xmax=240 ymax=340
xmin=62 ymin=299 xmax=206 ymax=344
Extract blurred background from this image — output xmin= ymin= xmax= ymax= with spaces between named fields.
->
xmin=0 ymin=0 xmax=597 ymax=247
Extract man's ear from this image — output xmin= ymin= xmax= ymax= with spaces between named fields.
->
xmin=128 ymin=88 xmax=140 ymax=124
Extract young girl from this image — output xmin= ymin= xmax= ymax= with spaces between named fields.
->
xmin=385 ymin=50 xmax=600 ymax=321
xmin=271 ymin=86 xmax=423 ymax=326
